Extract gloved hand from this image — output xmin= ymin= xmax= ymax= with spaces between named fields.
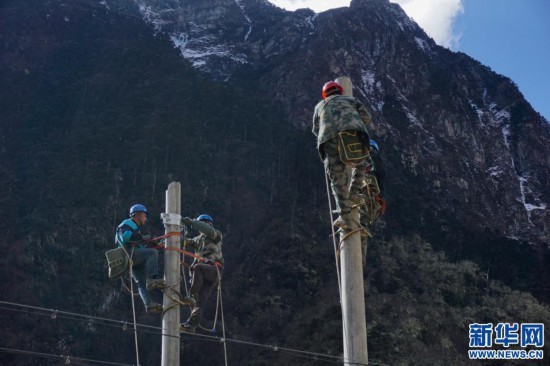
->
xmin=142 ymin=234 xmax=152 ymax=240
xmin=182 ymin=217 xmax=193 ymax=226
xmin=203 ymin=259 xmax=214 ymax=265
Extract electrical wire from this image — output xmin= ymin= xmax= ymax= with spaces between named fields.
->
xmin=0 ymin=300 xmax=394 ymax=365
xmin=0 ymin=301 xmax=357 ymax=364
xmin=0 ymin=346 xmax=133 ymax=366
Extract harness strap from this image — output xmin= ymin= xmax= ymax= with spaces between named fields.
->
xmin=161 ymin=245 xmax=223 ymax=269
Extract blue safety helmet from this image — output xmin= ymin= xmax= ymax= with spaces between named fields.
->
xmin=129 ymin=204 xmax=148 ymax=217
xmin=196 ymin=214 xmax=213 ymax=223
xmin=370 ymin=139 xmax=379 ymax=152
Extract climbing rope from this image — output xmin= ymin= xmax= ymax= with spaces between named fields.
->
xmin=216 ymin=266 xmax=229 ymax=366
xmin=181 ymin=227 xmax=191 ymax=298
xmin=197 ymin=279 xmax=220 ymax=334
xmin=338 ymin=225 xmax=371 ymax=245
xmin=161 ymin=278 xmax=185 ymax=316
xmin=324 ymin=170 xmax=350 ymax=357
xmin=324 ymin=172 xmax=344 ymax=300
xmin=121 ymin=246 xmax=140 ymax=366
xmin=120 ymin=275 xmax=139 ymax=296
xmin=189 ymin=267 xmax=228 ymax=366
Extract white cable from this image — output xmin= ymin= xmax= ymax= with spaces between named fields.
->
xmin=324 ymin=170 xmax=349 ymax=355
xmin=123 ymin=246 xmax=141 ymax=366
xmin=217 ymin=267 xmax=229 ymax=366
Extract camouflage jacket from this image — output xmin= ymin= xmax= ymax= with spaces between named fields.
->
xmin=312 ymin=94 xmax=372 ymax=152
xmin=185 ymin=220 xmax=224 ymax=266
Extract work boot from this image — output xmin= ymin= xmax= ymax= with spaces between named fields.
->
xmin=146 ymin=302 xmax=163 ymax=314
xmin=146 ymin=278 xmax=165 ymax=291
xmin=180 ymin=321 xmax=197 ymax=333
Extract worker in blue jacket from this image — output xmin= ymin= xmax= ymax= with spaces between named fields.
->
xmin=115 ymin=204 xmax=164 ymax=313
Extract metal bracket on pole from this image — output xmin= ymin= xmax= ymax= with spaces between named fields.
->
xmin=161 ymin=213 xmax=182 ymax=227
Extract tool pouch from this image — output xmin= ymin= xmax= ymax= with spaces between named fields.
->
xmin=337 ymin=130 xmax=369 ymax=163
xmin=105 ymin=247 xmax=129 ymax=278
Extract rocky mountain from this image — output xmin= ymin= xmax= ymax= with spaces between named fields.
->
xmin=1 ymin=0 xmax=549 ymax=365
xmin=133 ymin=0 xmax=549 ymax=246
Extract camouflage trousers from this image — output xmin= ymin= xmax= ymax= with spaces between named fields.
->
xmin=322 ymin=137 xmax=368 ymax=216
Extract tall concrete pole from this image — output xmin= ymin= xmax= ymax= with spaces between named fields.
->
xmin=335 ymin=76 xmax=353 ymax=99
xmin=335 ymin=76 xmax=368 ymax=365
xmin=162 ymin=182 xmax=181 ymax=366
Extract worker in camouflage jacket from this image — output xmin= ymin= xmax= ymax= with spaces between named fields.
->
xmin=180 ymin=214 xmax=223 ymax=333
xmin=312 ymin=80 xmax=372 ymax=227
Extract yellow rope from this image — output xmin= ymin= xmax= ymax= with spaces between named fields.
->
xmin=160 ymin=278 xmax=185 ymax=316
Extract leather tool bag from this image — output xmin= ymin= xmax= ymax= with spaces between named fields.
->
xmin=337 ymin=130 xmax=368 ymax=162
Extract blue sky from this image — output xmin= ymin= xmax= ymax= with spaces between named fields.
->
xmin=268 ymin=0 xmax=550 ymax=121
xmin=455 ymin=0 xmax=549 ymax=121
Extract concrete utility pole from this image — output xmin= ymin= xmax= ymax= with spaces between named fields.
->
xmin=161 ymin=182 xmax=181 ymax=366
xmin=335 ymin=76 xmax=368 ymax=365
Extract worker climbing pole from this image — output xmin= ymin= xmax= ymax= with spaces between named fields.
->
xmin=312 ymin=76 xmax=371 ymax=364
xmin=179 ymin=214 xmax=224 ymax=334
xmin=104 ymin=203 xmax=167 ymax=365
xmin=312 ymin=77 xmax=372 ymax=227
xmin=106 ymin=182 xmax=230 ymax=365
xmin=111 ymin=204 xmax=165 ymax=314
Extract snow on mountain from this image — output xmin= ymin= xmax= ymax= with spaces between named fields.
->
xmin=130 ymin=0 xmax=549 ymax=245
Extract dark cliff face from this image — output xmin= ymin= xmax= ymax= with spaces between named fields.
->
xmin=134 ymin=0 xmax=549 ymax=246
xmin=1 ymin=1 xmax=549 ymax=365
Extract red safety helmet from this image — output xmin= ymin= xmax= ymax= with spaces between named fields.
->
xmin=321 ymin=81 xmax=344 ymax=99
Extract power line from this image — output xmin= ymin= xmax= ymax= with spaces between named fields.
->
xmin=0 ymin=300 xmax=373 ymax=365
xmin=0 ymin=304 xmax=179 ymax=343
xmin=0 ymin=300 xmax=391 ymax=366
xmin=0 ymin=346 xmax=133 ymax=366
